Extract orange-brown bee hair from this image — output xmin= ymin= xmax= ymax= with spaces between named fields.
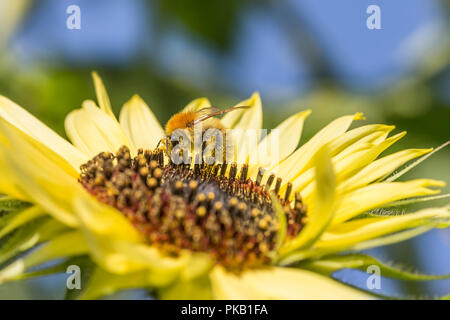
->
xmin=164 ymin=106 xmax=250 ymax=136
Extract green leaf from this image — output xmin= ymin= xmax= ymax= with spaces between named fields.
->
xmin=381 ymin=194 xmax=450 ymax=208
xmin=0 ymin=196 xmax=30 ymax=213
xmin=297 ymin=253 xmax=450 ymax=281
xmin=0 ymin=218 xmax=67 ymax=266
xmin=7 ymin=255 xmax=96 ymax=300
xmin=14 ymin=255 xmax=90 ymax=281
xmin=0 ymin=206 xmax=46 ymax=238
xmin=78 ymin=268 xmax=154 ymax=300
xmin=156 ymin=0 xmax=242 ymax=50
xmin=64 ymin=255 xmax=96 ymax=300
xmin=0 ymin=218 xmax=47 ymax=266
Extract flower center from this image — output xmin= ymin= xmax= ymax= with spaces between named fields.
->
xmin=79 ymin=146 xmax=307 ymax=268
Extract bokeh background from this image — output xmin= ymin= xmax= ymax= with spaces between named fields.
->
xmin=0 ymin=0 xmax=449 ymax=299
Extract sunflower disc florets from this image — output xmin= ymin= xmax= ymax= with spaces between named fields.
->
xmin=79 ymin=146 xmax=307 ymax=268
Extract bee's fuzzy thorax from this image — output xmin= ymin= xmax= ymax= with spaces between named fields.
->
xmin=165 ymin=111 xmax=198 ymax=136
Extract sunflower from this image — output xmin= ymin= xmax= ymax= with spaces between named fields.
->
xmin=0 ymin=72 xmax=448 ymax=300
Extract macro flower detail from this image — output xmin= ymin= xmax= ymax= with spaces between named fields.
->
xmin=0 ymin=72 xmax=449 ymax=300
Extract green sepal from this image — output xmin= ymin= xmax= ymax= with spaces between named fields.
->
xmin=63 ymin=255 xmax=96 ymax=300
xmin=0 ymin=218 xmax=68 ymax=266
xmin=0 ymin=196 xmax=30 ymax=213
xmin=0 ymin=196 xmax=31 ymax=231
xmin=296 ymin=253 xmax=450 ymax=281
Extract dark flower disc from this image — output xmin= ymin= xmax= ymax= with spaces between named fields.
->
xmin=79 ymin=146 xmax=307 ymax=268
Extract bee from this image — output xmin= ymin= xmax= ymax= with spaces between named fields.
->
xmin=159 ymin=106 xmax=249 ymax=164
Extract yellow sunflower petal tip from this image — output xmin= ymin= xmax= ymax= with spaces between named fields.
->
xmin=130 ymin=94 xmax=143 ymax=103
xmin=196 ymin=97 xmax=209 ymax=104
xmin=182 ymin=97 xmax=212 ymax=112
xmin=354 ymin=112 xmax=365 ymax=120
xmin=397 ymin=131 xmax=407 ymax=138
xmin=299 ymin=109 xmax=312 ymax=117
xmin=429 ymin=179 xmax=446 ymax=187
xmin=91 ymin=71 xmax=114 ymax=118
xmin=384 ymin=124 xmax=395 ymax=131
xmin=81 ymin=99 xmax=98 ymax=110
xmin=248 ymin=91 xmax=261 ymax=104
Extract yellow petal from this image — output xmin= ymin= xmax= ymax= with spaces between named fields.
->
xmin=65 ymin=100 xmax=134 ymax=157
xmin=85 ymin=236 xmax=188 ymax=275
xmin=338 ymin=148 xmax=432 ymax=193
xmin=332 ymin=179 xmax=445 ymax=224
xmin=0 ymin=118 xmax=82 ymax=226
xmin=317 ymin=206 xmax=450 ymax=250
xmin=159 ymin=274 xmax=214 ymax=300
xmin=349 ymin=224 xmax=437 ymax=251
xmin=75 ymin=196 xmax=187 ymax=275
xmin=0 ymin=148 xmax=27 ymax=199
xmin=210 ymin=266 xmax=372 ymax=300
xmin=221 ymin=92 xmax=261 ymax=129
xmin=75 ymin=194 xmax=141 ymax=241
xmin=209 ymin=266 xmax=263 ymax=299
xmin=248 ymin=110 xmax=311 ymax=177
xmin=287 ymin=125 xmax=394 ymax=194
xmin=0 ymin=95 xmax=88 ymax=169
xmin=327 ymin=124 xmax=394 ymax=156
xmin=270 ymin=113 xmax=364 ymax=183
xmin=225 ymin=92 xmax=263 ymax=164
xmin=279 ymin=146 xmax=336 ymax=256
xmin=333 ymin=132 xmax=405 ymax=183
xmin=92 ymin=71 xmax=115 ymax=118
xmin=385 ymin=141 xmax=450 ymax=182
xmin=331 ymin=131 xmax=388 ymax=162
xmin=0 ymin=118 xmax=79 ymax=178
xmin=182 ymin=97 xmax=212 ymax=112
xmin=289 ymin=144 xmax=372 ymax=200
xmin=296 ymin=132 xmax=407 ymax=201
xmin=180 ymin=253 xmax=214 ymax=281
xmin=80 ymin=267 xmax=179 ymax=299
xmin=244 ymin=267 xmax=374 ymax=299
xmin=65 ymin=109 xmax=110 ymax=156
xmin=119 ymin=95 xmax=165 ymax=150
xmin=231 ymin=92 xmax=263 ymax=131
xmin=287 ymin=130 xmax=403 ymax=205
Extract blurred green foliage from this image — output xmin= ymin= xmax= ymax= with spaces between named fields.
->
xmin=156 ymin=0 xmax=245 ymax=50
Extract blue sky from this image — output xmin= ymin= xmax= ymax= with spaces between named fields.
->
xmin=11 ymin=0 xmax=447 ymax=101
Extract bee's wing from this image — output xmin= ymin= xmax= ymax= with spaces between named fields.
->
xmin=188 ymin=106 xmax=250 ymax=127
xmin=195 ymin=107 xmax=222 ymax=117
